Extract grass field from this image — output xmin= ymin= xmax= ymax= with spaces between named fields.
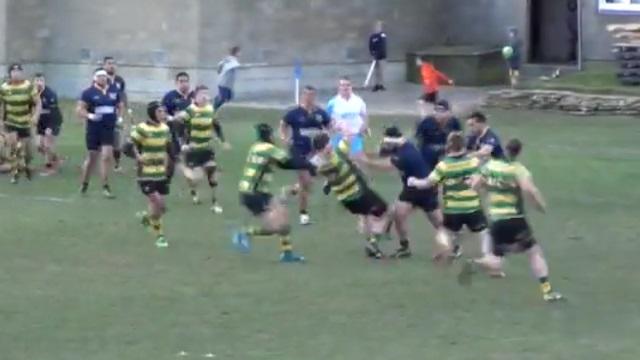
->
xmin=1 ymin=103 xmax=640 ymax=360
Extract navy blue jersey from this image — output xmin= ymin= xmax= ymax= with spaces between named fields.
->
xmin=415 ymin=116 xmax=462 ymax=168
xmin=390 ymin=141 xmax=429 ymax=186
xmin=162 ymin=89 xmax=194 ymax=116
xmin=39 ymin=86 xmax=62 ymax=125
xmin=369 ymin=32 xmax=388 ymax=60
xmin=80 ymin=84 xmax=121 ymax=124
xmin=466 ymin=127 xmax=504 ymax=159
xmin=283 ymin=105 xmax=330 ymax=155
xmin=108 ymin=75 xmax=126 ymax=93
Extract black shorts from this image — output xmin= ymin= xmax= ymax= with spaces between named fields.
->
xmin=398 ymin=187 xmax=438 ymax=213
xmin=508 ymin=57 xmax=521 ymax=71
xmin=37 ymin=118 xmax=61 ymax=136
xmin=420 ymin=91 xmax=438 ymax=103
xmin=86 ymin=122 xmax=115 ymax=151
xmin=185 ymin=149 xmax=216 ymax=169
xmin=138 ymin=180 xmax=170 ymax=196
xmin=240 ymin=192 xmax=273 ymax=216
xmin=443 ymin=210 xmax=488 ymax=233
xmin=342 ymin=188 xmax=388 ymax=217
xmin=5 ymin=124 xmax=31 ymax=139
xmin=490 ymin=217 xmax=536 ymax=257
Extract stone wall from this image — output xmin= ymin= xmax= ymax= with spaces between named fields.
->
xmin=486 ymin=89 xmax=640 ymax=115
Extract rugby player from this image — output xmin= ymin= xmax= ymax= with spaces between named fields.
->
xmin=312 ymin=133 xmax=389 ymax=259
xmin=103 ymin=56 xmax=127 ymax=172
xmin=34 ymin=73 xmax=63 ymax=176
xmin=128 ymin=101 xmax=172 ymax=248
xmin=359 ymin=126 xmax=450 ymax=260
xmin=162 ymin=72 xmax=194 ymax=181
xmin=465 ymin=111 xmax=504 ymax=160
xmin=415 ymin=99 xmax=462 ymax=171
xmin=279 ymin=85 xmax=331 ymax=225
xmin=460 ymin=138 xmax=564 ymax=302
xmin=172 ymin=85 xmax=228 ymax=213
xmin=326 ymin=76 xmax=369 ymax=157
xmin=0 ymin=132 xmax=11 ymax=173
xmin=407 ymin=132 xmax=492 ymax=260
xmin=233 ymin=123 xmax=316 ymax=262
xmin=77 ymin=68 xmax=123 ymax=198
xmin=0 ymin=63 xmax=42 ymax=183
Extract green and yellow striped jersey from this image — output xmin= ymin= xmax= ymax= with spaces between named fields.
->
xmin=239 ymin=141 xmax=290 ymax=194
xmin=130 ymin=122 xmax=171 ymax=181
xmin=0 ymin=80 xmax=38 ymax=129
xmin=428 ymin=154 xmax=482 ymax=214
xmin=480 ymin=159 xmax=531 ymax=221
xmin=184 ymin=103 xmax=215 ymax=151
xmin=315 ymin=140 xmax=364 ymax=202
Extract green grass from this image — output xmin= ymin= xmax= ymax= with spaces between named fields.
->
xmin=524 ymin=61 xmax=640 ymax=96
xmin=1 ymin=104 xmax=640 ymax=360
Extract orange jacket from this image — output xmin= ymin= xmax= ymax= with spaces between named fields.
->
xmin=420 ymin=63 xmax=451 ymax=94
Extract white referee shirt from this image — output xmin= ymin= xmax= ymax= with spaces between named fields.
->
xmin=326 ymin=93 xmax=367 ymax=135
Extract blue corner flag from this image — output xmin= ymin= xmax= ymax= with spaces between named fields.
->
xmin=293 ymin=60 xmax=302 ymax=80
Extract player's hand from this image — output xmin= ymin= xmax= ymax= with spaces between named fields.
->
xmin=222 ymin=142 xmax=232 ymax=150
xmin=181 ymin=144 xmax=191 ymax=153
xmin=407 ymin=177 xmax=419 ymax=187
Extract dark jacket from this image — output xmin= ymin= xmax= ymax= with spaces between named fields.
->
xmin=369 ymin=32 xmax=387 ymax=60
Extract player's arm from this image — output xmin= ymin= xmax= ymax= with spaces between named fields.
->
xmin=436 ymin=70 xmax=454 ymax=85
xmin=271 ymin=146 xmax=316 ymax=174
xmin=30 ymin=89 xmax=42 ymax=126
xmin=278 ymin=119 xmax=291 ymax=143
xmin=76 ymin=100 xmax=94 ymax=123
xmin=469 ymin=144 xmax=494 ymax=159
xmin=359 ymin=101 xmax=370 ymax=136
xmin=408 ymin=163 xmax=443 ymax=189
xmin=358 ymin=154 xmax=394 ymax=171
xmin=517 ymin=172 xmax=547 ymax=213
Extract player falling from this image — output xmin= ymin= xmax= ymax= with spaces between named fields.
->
xmin=233 ymin=123 xmax=316 ymax=262
xmin=172 ymin=85 xmax=229 ymax=213
xmin=359 ymin=126 xmax=451 ymax=260
xmin=407 ymin=132 xmax=493 ymax=263
xmin=311 ymin=133 xmax=390 ymax=259
xmin=126 ymin=102 xmax=172 ymax=248
xmin=461 ymin=138 xmax=564 ymax=302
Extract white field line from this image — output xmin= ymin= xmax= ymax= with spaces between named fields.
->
xmin=0 ymin=193 xmax=74 ymax=203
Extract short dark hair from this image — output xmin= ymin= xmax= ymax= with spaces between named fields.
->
xmin=313 ymin=133 xmax=331 ymax=151
xmin=103 ymin=56 xmax=115 ymax=63
xmin=230 ymin=46 xmax=241 ymax=56
xmin=175 ymin=72 xmax=190 ymax=81
xmin=194 ymin=85 xmax=209 ymax=93
xmin=469 ymin=111 xmax=487 ymax=124
xmin=506 ymin=138 xmax=523 ymax=160
xmin=339 ymin=75 xmax=351 ymax=82
xmin=34 ymin=72 xmax=45 ymax=78
xmin=303 ymin=85 xmax=316 ymax=92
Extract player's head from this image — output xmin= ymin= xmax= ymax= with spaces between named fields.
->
xmin=379 ymin=125 xmax=404 ymax=156
xmin=230 ymin=46 xmax=241 ymax=57
xmin=312 ymin=133 xmax=332 ymax=154
xmin=446 ymin=132 xmax=465 ymax=154
xmin=103 ymin=56 xmax=116 ymax=75
xmin=338 ymin=76 xmax=352 ymax=97
xmin=255 ymin=123 xmax=274 ymax=143
xmin=194 ymin=85 xmax=210 ymax=105
xmin=93 ymin=68 xmax=109 ymax=87
xmin=467 ymin=111 xmax=488 ymax=135
xmin=147 ymin=101 xmax=167 ymax=124
xmin=33 ymin=72 xmax=46 ymax=90
xmin=175 ymin=72 xmax=190 ymax=93
xmin=374 ymin=20 xmax=383 ymax=32
xmin=301 ymin=85 xmax=317 ymax=106
xmin=505 ymin=138 xmax=522 ymax=161
xmin=8 ymin=63 xmax=24 ymax=82
xmin=434 ymin=100 xmax=452 ymax=120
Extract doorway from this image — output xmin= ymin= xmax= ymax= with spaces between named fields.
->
xmin=529 ymin=0 xmax=579 ymax=64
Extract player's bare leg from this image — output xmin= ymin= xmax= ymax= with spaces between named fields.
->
xmin=100 ymin=145 xmax=115 ymax=198
xmin=527 ymin=244 xmax=563 ymax=301
xmin=183 ymin=166 xmax=202 ymax=204
xmin=80 ymin=150 xmax=99 ymax=194
xmin=391 ymin=201 xmax=414 ymax=258
xmin=41 ymin=129 xmax=59 ymax=176
xmin=297 ymin=170 xmax=313 ymax=225
xmin=424 ymin=209 xmax=452 ymax=263
xmin=138 ymin=192 xmax=168 ymax=248
xmin=205 ymin=165 xmax=222 ymax=213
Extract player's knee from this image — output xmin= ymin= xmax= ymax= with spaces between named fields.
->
xmin=277 ymin=223 xmax=291 ymax=236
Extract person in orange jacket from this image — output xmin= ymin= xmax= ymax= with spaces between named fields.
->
xmin=416 ymin=58 xmax=454 ymax=104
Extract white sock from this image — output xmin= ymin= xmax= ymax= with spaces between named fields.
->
xmin=479 ymin=229 xmax=492 ymax=256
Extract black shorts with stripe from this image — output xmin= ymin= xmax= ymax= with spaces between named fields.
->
xmin=342 ymin=188 xmax=388 ymax=217
xmin=5 ymin=124 xmax=31 ymax=139
xmin=398 ymin=186 xmax=438 ymax=213
xmin=138 ymin=180 xmax=170 ymax=196
xmin=490 ymin=217 xmax=537 ymax=257
xmin=443 ymin=210 xmax=488 ymax=233
xmin=185 ymin=149 xmax=215 ymax=169
xmin=240 ymin=192 xmax=273 ymax=216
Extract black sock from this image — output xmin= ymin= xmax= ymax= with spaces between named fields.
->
xmin=190 ymin=189 xmax=197 ymax=197
xmin=300 ymin=209 xmax=308 ymax=215
xmin=81 ymin=182 xmax=89 ymax=192
xmin=399 ymin=238 xmax=410 ymax=249
xmin=539 ymin=276 xmax=548 ymax=284
xmin=114 ymin=150 xmax=121 ymax=166
xmin=103 ymin=184 xmax=111 ymax=191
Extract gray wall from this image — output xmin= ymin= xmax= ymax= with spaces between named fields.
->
xmin=580 ymin=0 xmax=639 ymax=61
